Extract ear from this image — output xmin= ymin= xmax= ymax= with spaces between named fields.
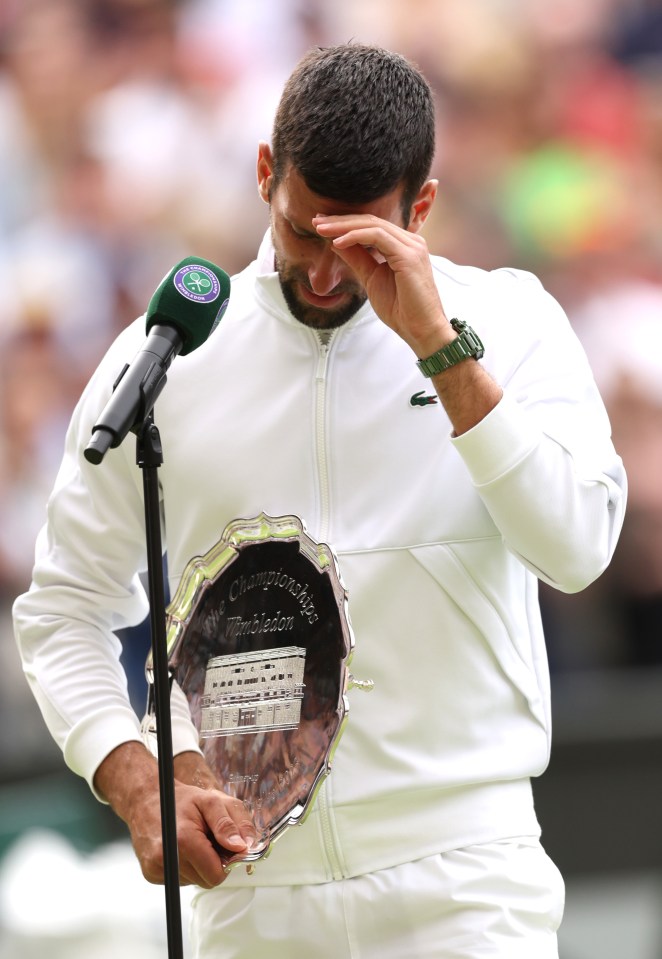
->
xmin=257 ymin=141 xmax=274 ymax=204
xmin=407 ymin=179 xmax=438 ymax=233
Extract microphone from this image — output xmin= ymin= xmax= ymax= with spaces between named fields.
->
xmin=84 ymin=257 xmax=230 ymax=465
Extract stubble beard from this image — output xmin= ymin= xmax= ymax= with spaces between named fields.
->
xmin=274 ymin=253 xmax=367 ymax=331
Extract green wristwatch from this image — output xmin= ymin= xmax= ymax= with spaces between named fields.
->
xmin=416 ymin=318 xmax=484 ymax=377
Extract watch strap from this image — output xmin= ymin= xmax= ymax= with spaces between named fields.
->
xmin=416 ymin=318 xmax=484 ymax=377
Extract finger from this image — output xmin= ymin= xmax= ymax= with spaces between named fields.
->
xmin=176 ymin=806 xmax=240 ymax=887
xmin=313 ymin=212 xmax=401 ymax=233
xmin=177 ymin=831 xmax=230 ymax=888
xmin=314 ymin=214 xmax=418 ymax=247
xmin=328 ymin=240 xmax=383 ymax=286
xmin=200 ymin=792 xmax=258 ymax=851
xmin=132 ymin=826 xmax=225 ymax=889
xmin=316 ymin=220 xmax=397 ymax=252
xmin=318 ymin=224 xmax=425 ymax=273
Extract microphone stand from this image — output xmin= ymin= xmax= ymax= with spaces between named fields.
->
xmin=136 ymin=414 xmax=184 ymax=959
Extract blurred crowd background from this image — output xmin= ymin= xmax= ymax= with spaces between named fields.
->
xmin=0 ymin=0 xmax=661 ymax=956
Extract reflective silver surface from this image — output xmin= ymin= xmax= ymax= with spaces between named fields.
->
xmin=143 ymin=514 xmax=362 ymax=870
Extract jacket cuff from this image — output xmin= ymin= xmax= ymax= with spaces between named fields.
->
xmin=64 ymin=707 xmax=143 ymax=802
xmin=451 ymin=393 xmax=539 ymax=488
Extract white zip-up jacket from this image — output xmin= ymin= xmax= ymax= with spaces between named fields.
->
xmin=13 ymin=233 xmax=626 ymax=885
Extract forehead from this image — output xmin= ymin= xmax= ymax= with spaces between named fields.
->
xmin=275 ymin=164 xmax=406 ymax=225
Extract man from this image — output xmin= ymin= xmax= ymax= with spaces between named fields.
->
xmin=14 ymin=44 xmax=626 ymax=958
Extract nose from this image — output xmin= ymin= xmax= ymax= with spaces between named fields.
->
xmin=307 ymin=244 xmax=345 ymax=296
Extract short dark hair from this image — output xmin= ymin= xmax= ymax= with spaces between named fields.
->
xmin=271 ymin=43 xmax=436 ymax=223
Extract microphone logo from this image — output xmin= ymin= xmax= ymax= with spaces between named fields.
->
xmin=173 ymin=264 xmax=221 ymax=303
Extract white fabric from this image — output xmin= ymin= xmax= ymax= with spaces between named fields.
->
xmin=190 ymin=837 xmax=565 ymax=959
xmin=13 ymin=232 xmax=625 ymax=905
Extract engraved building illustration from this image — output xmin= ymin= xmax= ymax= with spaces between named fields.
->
xmin=200 ymin=646 xmax=306 ymax=737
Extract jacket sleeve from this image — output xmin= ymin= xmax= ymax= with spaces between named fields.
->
xmin=12 ymin=323 xmax=201 ymax=798
xmin=451 ymin=271 xmax=627 ymax=593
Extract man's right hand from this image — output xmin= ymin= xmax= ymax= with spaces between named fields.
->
xmin=93 ymin=742 xmax=257 ymax=888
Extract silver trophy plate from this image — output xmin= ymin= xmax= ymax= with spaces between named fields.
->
xmin=143 ymin=513 xmax=365 ymax=870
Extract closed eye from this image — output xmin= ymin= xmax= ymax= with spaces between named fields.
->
xmin=290 ymin=223 xmax=322 ymax=240
xmin=288 ymin=220 xmax=320 ymax=240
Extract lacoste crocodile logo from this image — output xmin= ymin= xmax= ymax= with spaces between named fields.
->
xmin=410 ymin=390 xmax=438 ymax=407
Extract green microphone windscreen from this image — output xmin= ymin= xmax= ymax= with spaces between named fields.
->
xmin=145 ymin=256 xmax=231 ymax=355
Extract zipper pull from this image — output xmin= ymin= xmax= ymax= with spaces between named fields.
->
xmin=315 ymin=331 xmax=334 ymax=380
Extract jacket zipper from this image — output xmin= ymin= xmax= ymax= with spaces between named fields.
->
xmin=313 ymin=330 xmax=345 ymax=879
xmin=314 ymin=332 xmax=334 ymax=542
xmin=317 ymin=779 xmax=344 ymax=880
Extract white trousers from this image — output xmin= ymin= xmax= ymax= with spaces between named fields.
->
xmin=189 ymin=837 xmax=565 ymax=959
